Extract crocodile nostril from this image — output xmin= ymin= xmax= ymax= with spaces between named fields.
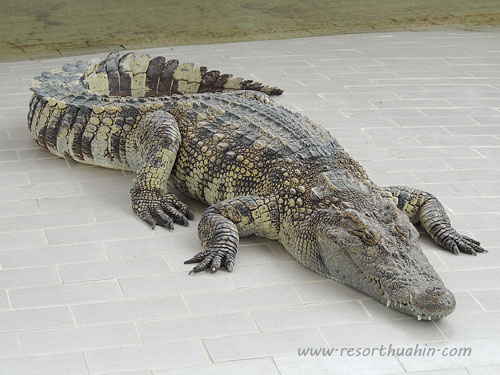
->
xmin=413 ymin=286 xmax=456 ymax=317
xmin=426 ymin=286 xmax=445 ymax=295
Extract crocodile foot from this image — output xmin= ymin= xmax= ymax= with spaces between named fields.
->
xmin=131 ymin=188 xmax=195 ymax=230
xmin=184 ymin=247 xmax=236 ymax=274
xmin=441 ymin=231 xmax=487 ymax=256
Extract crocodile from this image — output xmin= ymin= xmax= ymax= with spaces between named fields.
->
xmin=28 ymin=52 xmax=486 ymax=320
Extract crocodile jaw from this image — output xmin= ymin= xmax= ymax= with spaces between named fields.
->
xmin=318 ymin=236 xmax=456 ymax=320
xmin=373 ymin=275 xmax=456 ymax=321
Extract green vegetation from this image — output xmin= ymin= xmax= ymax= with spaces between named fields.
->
xmin=1 ymin=0 xmax=499 ymax=61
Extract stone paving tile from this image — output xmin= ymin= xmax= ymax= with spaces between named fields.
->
xmin=204 ymin=328 xmax=326 ymax=362
xmin=0 ymin=242 xmax=107 ymax=268
xmin=18 ymin=323 xmax=141 ymax=355
xmin=0 ymin=290 xmax=9 ymax=310
xmin=467 ymin=365 xmax=500 ymax=375
xmin=0 ymin=209 xmax=95 ymax=233
xmin=471 ymin=290 xmax=500 ymax=312
xmin=104 ymin=233 xmax=201 ymax=258
xmin=406 ymin=369 xmax=469 ymax=375
xmin=59 ymin=256 xmax=171 ymax=283
xmin=183 ymin=284 xmax=301 ymax=315
xmin=0 ymin=149 xmax=18 ymax=161
xmin=397 ymin=337 xmax=500 ymax=372
xmin=0 ymin=172 xmax=29 ymax=186
xmin=451 ymin=292 xmax=486 ymax=315
xmin=0 ymin=137 xmax=39 ymax=149
xmin=362 ymin=159 xmax=452 ymax=173
xmin=410 ymin=182 xmax=482 ymax=197
xmin=440 ymin=197 xmax=500 ymax=213
xmin=445 ymin=125 xmax=500 ymax=135
xmin=46 ymin=221 xmax=154 ymax=245
xmin=363 ymin=127 xmax=452 ymax=138
xmin=38 ymin=191 xmax=130 ymax=212
xmin=0 ymin=158 xmax=69 ymax=174
xmin=0 ymin=266 xmax=60 ymax=288
xmin=230 ymin=263 xmax=324 ymax=287
xmin=416 ymin=135 xmax=499 ymax=148
xmin=0 ymin=229 xmax=48 ymax=250
xmin=340 ymin=136 xmax=424 ymax=149
xmin=119 ymin=272 xmax=234 ymax=298
xmin=436 ymin=312 xmax=500 ymax=340
xmin=274 ymin=354 xmax=403 ymax=375
xmin=0 ymin=306 xmax=74 ymax=333
xmin=72 ymin=295 xmax=189 ymax=326
xmin=0 ymin=353 xmax=88 ymax=375
xmin=320 ymin=318 xmax=445 ymax=346
xmin=0 ymin=334 xmax=20 ymax=358
xmin=92 ymin=204 xmax=138 ymax=223
xmin=469 ymin=230 xmax=500 ymax=249
xmin=84 ymin=341 xmax=209 ymax=374
xmin=153 ymin=357 xmax=279 ymax=375
xmin=387 ymin=147 xmax=481 ymax=159
xmin=293 ymin=279 xmax=366 ymax=303
xmin=0 ymin=181 xmax=83 ymax=201
xmin=80 ymin=176 xmax=133 ymax=194
xmin=9 ymin=280 xmax=124 ymax=309
xmin=395 ymin=117 xmax=479 ymax=127
xmin=17 ymin=147 xmax=58 ymax=160
xmin=440 ymin=269 xmax=500 ymax=292
xmin=1 ymin=30 xmax=500 ymax=374
xmin=369 ymin=171 xmax=421 ymax=186
xmin=447 ymin=213 xmax=500 ymax=231
xmin=28 ymin=165 xmax=125 ymax=183
xmin=252 ymin=301 xmax=371 ymax=331
xmin=412 ymin=169 xmax=500 ymax=183
xmin=138 ymin=312 xmax=257 ymax=343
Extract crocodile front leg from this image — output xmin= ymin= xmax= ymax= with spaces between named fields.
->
xmin=185 ymin=195 xmax=280 ymax=273
xmin=131 ymin=111 xmax=194 ymax=229
xmin=383 ymin=186 xmax=486 ymax=255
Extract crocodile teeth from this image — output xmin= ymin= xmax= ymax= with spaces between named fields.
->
xmin=417 ymin=314 xmax=422 ymax=320
xmin=409 ymin=294 xmax=413 ymax=303
xmin=427 ymin=316 xmax=432 ymax=320
xmin=386 ymin=300 xmax=391 ymax=307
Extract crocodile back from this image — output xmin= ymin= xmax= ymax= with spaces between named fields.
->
xmin=167 ymin=93 xmax=343 ymax=204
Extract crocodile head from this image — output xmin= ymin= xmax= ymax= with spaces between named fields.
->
xmin=312 ymin=171 xmax=455 ymax=320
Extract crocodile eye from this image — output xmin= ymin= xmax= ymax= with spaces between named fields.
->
xmin=362 ymin=228 xmax=381 ymax=246
xmin=393 ymin=216 xmax=410 ymax=239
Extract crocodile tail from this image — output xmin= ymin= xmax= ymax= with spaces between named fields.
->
xmin=81 ymin=52 xmax=284 ymax=97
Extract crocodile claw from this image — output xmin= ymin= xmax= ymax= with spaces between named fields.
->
xmin=444 ymin=233 xmax=486 ymax=256
xmin=185 ymin=247 xmax=236 ymax=274
xmin=185 ymin=208 xmax=195 ymax=220
xmin=131 ymin=188 xmax=194 ymax=230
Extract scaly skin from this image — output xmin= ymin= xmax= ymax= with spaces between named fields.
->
xmin=28 ymin=52 xmax=486 ymax=320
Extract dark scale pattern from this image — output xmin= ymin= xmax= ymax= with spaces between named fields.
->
xmin=27 ymin=52 xmax=487 ymax=321
xmin=157 ymin=59 xmax=180 ymax=96
xmin=27 ymin=95 xmax=41 ymax=130
xmin=69 ymin=105 xmax=91 ymax=161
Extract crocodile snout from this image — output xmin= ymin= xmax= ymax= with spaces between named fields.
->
xmin=413 ymin=286 xmax=456 ymax=320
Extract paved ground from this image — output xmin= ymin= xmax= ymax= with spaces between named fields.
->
xmin=0 ymin=31 xmax=499 ymax=374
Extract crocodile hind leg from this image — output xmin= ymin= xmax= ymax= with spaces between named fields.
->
xmin=131 ymin=111 xmax=194 ymax=229
xmin=383 ymin=186 xmax=486 ymax=255
xmin=185 ymin=195 xmax=279 ymax=273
